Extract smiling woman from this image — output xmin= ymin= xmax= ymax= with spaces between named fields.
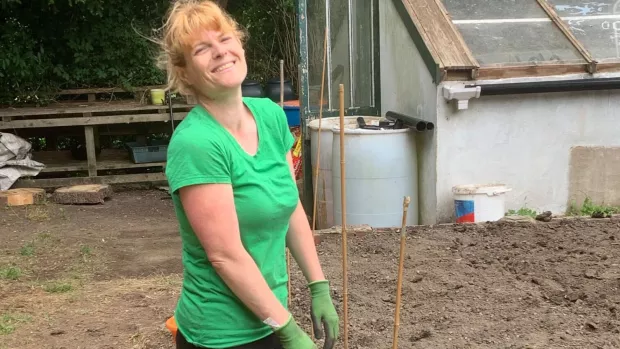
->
xmin=155 ymin=1 xmax=339 ymax=349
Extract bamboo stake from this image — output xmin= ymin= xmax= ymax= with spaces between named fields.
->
xmin=310 ymin=27 xmax=328 ymax=342
xmin=339 ymin=83 xmax=349 ymax=349
xmin=280 ymin=59 xmax=285 ymax=107
xmin=311 ymin=27 xmax=328 ymax=234
xmin=392 ymin=196 xmax=411 ymax=349
xmin=281 ymin=59 xmax=292 ymax=309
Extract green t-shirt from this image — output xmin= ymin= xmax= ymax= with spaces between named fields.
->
xmin=165 ymin=97 xmax=298 ymax=348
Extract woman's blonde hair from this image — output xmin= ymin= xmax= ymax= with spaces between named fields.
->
xmin=156 ymin=0 xmax=246 ymax=95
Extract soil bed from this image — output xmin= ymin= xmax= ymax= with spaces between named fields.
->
xmin=290 ymin=219 xmax=620 ymax=349
xmin=1 ymin=190 xmax=619 ymax=348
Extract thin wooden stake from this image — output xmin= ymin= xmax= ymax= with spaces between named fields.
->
xmin=310 ymin=27 xmax=328 ymax=342
xmin=280 ymin=59 xmax=285 ymax=107
xmin=392 ymin=196 xmax=411 ymax=349
xmin=280 ymin=59 xmax=292 ymax=309
xmin=311 ymin=27 xmax=329 ymax=234
xmin=339 ymin=83 xmax=349 ymax=349
xmin=287 ymin=248 xmax=291 ymax=308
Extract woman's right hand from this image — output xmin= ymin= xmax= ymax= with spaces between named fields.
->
xmin=274 ymin=315 xmax=317 ymax=349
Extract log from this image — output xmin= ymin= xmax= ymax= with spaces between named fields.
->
xmin=0 ymin=188 xmax=46 ymax=207
xmin=52 ymin=184 xmax=112 ymax=205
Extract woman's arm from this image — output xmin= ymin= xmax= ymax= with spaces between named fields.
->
xmin=179 ymin=183 xmax=291 ymax=327
xmin=284 ymin=151 xmax=339 ymax=348
xmin=284 ymin=151 xmax=326 ymax=284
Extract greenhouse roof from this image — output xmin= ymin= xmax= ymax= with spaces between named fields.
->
xmin=395 ymin=0 xmax=620 ymax=82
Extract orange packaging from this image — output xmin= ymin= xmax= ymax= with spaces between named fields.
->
xmin=290 ymin=126 xmax=303 ymax=180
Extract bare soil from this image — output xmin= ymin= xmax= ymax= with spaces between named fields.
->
xmin=306 ymin=220 xmax=620 ymax=349
xmin=1 ymin=189 xmax=619 ymax=349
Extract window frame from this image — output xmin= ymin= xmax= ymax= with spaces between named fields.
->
xmin=296 ymin=0 xmax=382 ymax=212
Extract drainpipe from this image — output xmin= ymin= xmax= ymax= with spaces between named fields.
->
xmin=470 ymin=77 xmax=620 ymax=96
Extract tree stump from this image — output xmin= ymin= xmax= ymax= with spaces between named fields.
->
xmin=52 ymin=184 xmax=112 ymax=205
xmin=0 ymin=188 xmax=46 ymax=207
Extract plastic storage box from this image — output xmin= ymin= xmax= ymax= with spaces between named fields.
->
xmin=125 ymin=141 xmax=168 ymax=164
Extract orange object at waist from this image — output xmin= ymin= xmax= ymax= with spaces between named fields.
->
xmin=165 ymin=316 xmax=178 ymax=342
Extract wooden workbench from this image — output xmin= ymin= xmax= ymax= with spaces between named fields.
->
xmin=0 ymin=100 xmax=194 ymax=189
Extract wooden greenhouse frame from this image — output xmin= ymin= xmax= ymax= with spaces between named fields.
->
xmin=392 ymin=0 xmax=620 ymax=81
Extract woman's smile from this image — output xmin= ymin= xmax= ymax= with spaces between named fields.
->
xmin=212 ymin=60 xmax=235 ymax=73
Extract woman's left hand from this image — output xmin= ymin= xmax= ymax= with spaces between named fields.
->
xmin=308 ymin=280 xmax=339 ymax=349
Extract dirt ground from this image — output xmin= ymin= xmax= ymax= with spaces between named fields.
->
xmin=1 ymin=189 xmax=619 ymax=349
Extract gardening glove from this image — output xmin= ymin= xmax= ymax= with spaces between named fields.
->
xmin=309 ymin=280 xmax=339 ymax=349
xmin=274 ymin=314 xmax=317 ymax=349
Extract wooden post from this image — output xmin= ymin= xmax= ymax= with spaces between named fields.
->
xmin=84 ymin=125 xmax=97 ymax=178
xmin=82 ymin=112 xmax=97 ymax=177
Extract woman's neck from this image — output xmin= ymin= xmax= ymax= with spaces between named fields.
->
xmin=197 ymin=89 xmax=247 ymax=131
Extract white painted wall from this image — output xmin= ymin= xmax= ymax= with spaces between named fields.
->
xmin=377 ymin=1 xmax=620 ymax=225
xmin=379 ymin=0 xmax=439 ymax=225
xmin=435 ymin=84 xmax=620 ymax=222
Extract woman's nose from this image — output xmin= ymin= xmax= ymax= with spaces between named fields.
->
xmin=211 ymin=43 xmax=227 ymax=58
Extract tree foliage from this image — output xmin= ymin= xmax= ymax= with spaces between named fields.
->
xmin=0 ymin=0 xmax=298 ymax=106
xmin=228 ymin=0 xmax=298 ymax=90
xmin=0 ymin=0 xmax=171 ymax=104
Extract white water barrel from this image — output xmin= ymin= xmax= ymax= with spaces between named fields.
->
xmin=308 ymin=116 xmax=365 ymax=229
xmin=331 ymin=116 xmax=418 ymax=228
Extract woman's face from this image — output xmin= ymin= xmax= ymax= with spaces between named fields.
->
xmin=182 ymin=29 xmax=247 ymax=98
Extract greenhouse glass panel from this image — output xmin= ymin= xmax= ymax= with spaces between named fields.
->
xmin=442 ymin=0 xmax=585 ymax=65
xmin=306 ymin=0 xmax=327 ymax=111
xmin=351 ymin=0 xmax=374 ymax=107
xmin=303 ymin=0 xmax=376 ymax=111
xmin=329 ymin=0 xmax=351 ymax=108
xmin=548 ymin=0 xmax=620 ymax=61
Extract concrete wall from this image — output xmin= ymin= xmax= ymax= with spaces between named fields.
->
xmin=379 ymin=0 xmax=439 ymax=225
xmin=435 ymin=85 xmax=620 ymax=222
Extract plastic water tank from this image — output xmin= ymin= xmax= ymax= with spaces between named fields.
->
xmin=308 ymin=116 xmax=361 ymax=229
xmin=331 ymin=116 xmax=418 ymax=228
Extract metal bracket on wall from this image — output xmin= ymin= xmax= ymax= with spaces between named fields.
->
xmin=442 ymin=84 xmax=481 ymax=110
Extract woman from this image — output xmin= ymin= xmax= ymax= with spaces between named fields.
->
xmin=158 ymin=1 xmax=339 ymax=349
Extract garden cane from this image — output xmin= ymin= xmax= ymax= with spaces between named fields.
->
xmin=311 ymin=27 xmax=328 ymax=235
xmin=339 ymin=83 xmax=349 ymax=349
xmin=309 ymin=27 xmax=328 ymax=342
xmin=168 ymin=90 xmax=174 ymax=133
xmin=392 ymin=196 xmax=411 ymax=349
xmin=280 ymin=58 xmax=292 ymax=309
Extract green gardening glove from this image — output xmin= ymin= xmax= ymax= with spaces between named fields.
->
xmin=309 ymin=280 xmax=339 ymax=349
xmin=274 ymin=315 xmax=317 ymax=349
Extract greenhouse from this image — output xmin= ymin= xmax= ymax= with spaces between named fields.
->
xmin=297 ymin=0 xmax=620 ymax=225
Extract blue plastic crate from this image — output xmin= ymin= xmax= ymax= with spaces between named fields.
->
xmin=125 ymin=141 xmax=168 ymax=164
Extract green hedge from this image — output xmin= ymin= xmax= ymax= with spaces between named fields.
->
xmin=0 ymin=0 xmax=298 ymax=106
